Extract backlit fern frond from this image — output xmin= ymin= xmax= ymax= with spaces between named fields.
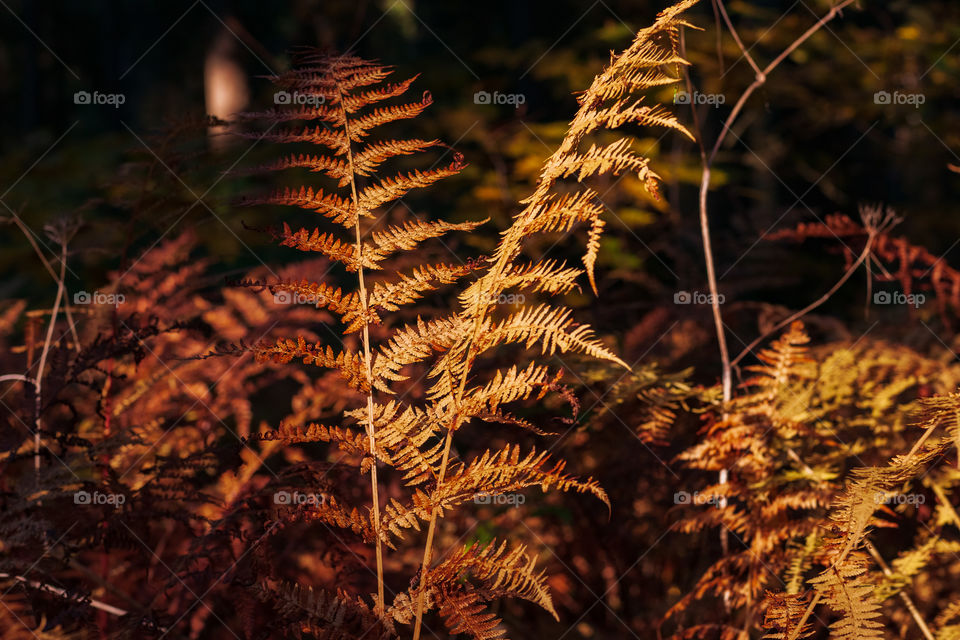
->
xmin=428 ymin=540 xmax=557 ymax=617
xmin=236 ymin=50 xmax=480 ymax=627
xmin=435 ymin=587 xmax=505 ymax=640
xmin=473 ymin=0 xmax=697 ymax=294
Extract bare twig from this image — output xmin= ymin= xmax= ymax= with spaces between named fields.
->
xmin=33 ymin=241 xmax=68 ymax=479
xmin=7 ymin=212 xmax=81 ymax=350
xmin=730 ymin=209 xmax=896 ymax=368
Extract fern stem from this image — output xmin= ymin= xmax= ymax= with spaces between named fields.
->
xmin=34 ymin=241 xmax=68 ymax=483
xmin=863 ymin=538 xmax=935 ymax=640
xmin=729 ymin=220 xmax=885 ymax=368
xmin=337 ymin=83 xmax=385 ymax=617
xmin=411 ymin=426 xmax=455 ymax=640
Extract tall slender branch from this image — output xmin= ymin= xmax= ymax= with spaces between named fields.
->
xmin=337 ymin=84 xmax=385 ymax=616
xmin=696 ymin=0 xmax=858 ymax=402
xmin=34 ymin=241 xmax=68 ymax=479
xmin=687 ymin=0 xmax=859 ymax=623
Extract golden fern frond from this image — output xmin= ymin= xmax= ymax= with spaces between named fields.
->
xmin=242 ymin=185 xmax=356 ymax=226
xmin=275 ymin=223 xmax=371 ymax=269
xmin=471 ymin=0 xmax=697 ymax=294
xmin=373 ymin=315 xmax=466 ymax=382
xmin=438 ymin=444 xmax=609 ymax=509
xmin=479 ymin=303 xmax=627 ymax=366
xmin=762 ymin=592 xmax=815 ymax=639
xmin=261 ymin=278 xmax=361 ymax=317
xmin=435 ymin=587 xmax=506 ymax=640
xmin=356 ymin=161 xmax=465 ymax=212
xmin=459 ymin=362 xmax=553 ymax=417
xmin=936 ymin=600 xmax=960 ymax=639
xmin=458 ymin=259 xmax=582 ymax=307
xmin=237 ymin=152 xmax=348 ymax=184
xmin=367 ymin=263 xmax=476 ymax=316
xmin=375 ymin=444 xmax=608 ymax=545
xmin=348 ymin=93 xmax=435 ymax=140
xmin=342 ymin=75 xmax=421 ymax=112
xmin=807 ymin=551 xmax=883 ymax=639
xmin=353 ymin=138 xmax=440 ymax=175
xmin=553 ymin=137 xmax=658 ymax=181
xmin=346 ymin=401 xmax=443 ymax=484
xmin=429 ymin=540 xmax=557 ymax=618
xmin=742 ymin=320 xmax=814 ymax=398
xmin=255 ymin=422 xmax=372 ymax=458
xmin=369 ymin=218 xmax=484 ymax=260
xmin=253 ymin=337 xmax=370 ymax=391
xmin=239 ymin=125 xmax=348 ymax=154
xmin=777 ymin=434 xmax=949 ymax=639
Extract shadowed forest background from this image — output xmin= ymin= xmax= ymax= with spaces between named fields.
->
xmin=2 ymin=1 xmax=960 ymax=638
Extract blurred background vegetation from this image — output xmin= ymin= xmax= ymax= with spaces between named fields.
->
xmin=4 ymin=1 xmax=959 ymax=343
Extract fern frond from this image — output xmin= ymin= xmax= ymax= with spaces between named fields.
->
xmin=438 ymin=444 xmax=609 ymax=510
xmin=436 ymin=587 xmax=506 ymax=640
xmin=373 ymin=315 xmax=466 ymax=382
xmin=253 ymin=337 xmax=369 ymax=391
xmin=367 ymin=263 xmax=475 ymax=317
xmin=349 ymin=92 xmax=434 ymax=140
xmin=429 ymin=540 xmax=557 ymax=618
xmin=357 ymin=160 xmax=465 ymax=212
xmin=353 ymin=138 xmax=440 ymax=175
xmin=480 ymin=304 xmax=627 ymax=367
xmin=242 ymin=185 xmax=357 ymax=226
xmin=255 ymin=580 xmax=393 ymax=639
xmin=369 ymin=218 xmax=484 ymax=260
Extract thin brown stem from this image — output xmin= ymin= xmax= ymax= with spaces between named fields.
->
xmin=34 ymin=242 xmax=68 ymax=480
xmin=337 ymin=84 xmax=385 ymax=616
xmin=411 ymin=427 xmax=456 ymax=640
xmin=730 ymin=223 xmax=880 ymax=368
xmin=690 ymin=1 xmax=858 ymax=629
xmin=8 ymin=213 xmax=81 ymax=349
xmin=863 ymin=538 xmax=935 ymax=640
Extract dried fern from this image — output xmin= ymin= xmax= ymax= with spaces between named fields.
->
xmin=234 ymin=50 xmax=478 ymax=622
